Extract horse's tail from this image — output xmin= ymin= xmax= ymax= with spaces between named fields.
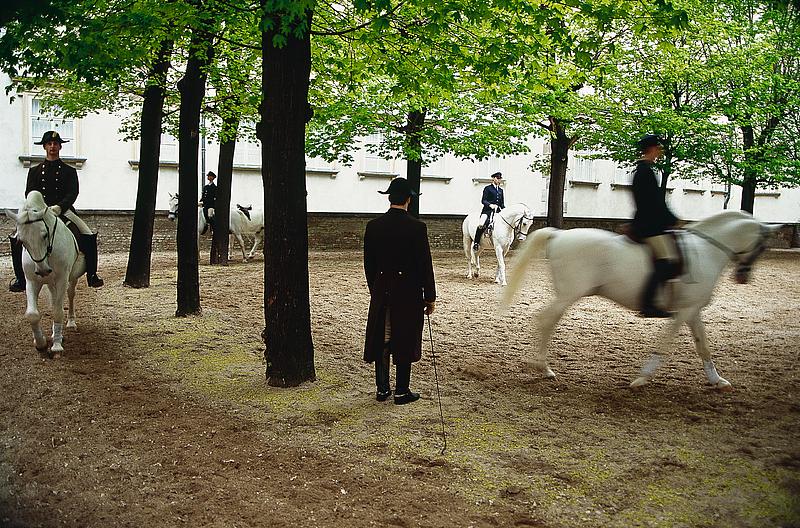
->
xmin=500 ymin=227 xmax=558 ymax=311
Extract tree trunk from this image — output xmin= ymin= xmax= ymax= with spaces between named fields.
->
xmin=404 ymin=109 xmax=426 ymax=218
xmin=259 ymin=6 xmax=316 ymax=387
xmin=175 ymin=29 xmax=211 ymax=316
xmin=740 ymin=125 xmax=756 ymax=213
xmin=547 ymin=118 xmax=569 ymax=229
xmin=211 ymin=115 xmax=238 ymax=265
xmin=123 ymin=39 xmax=172 ymax=288
xmin=661 ymin=150 xmax=673 ymax=192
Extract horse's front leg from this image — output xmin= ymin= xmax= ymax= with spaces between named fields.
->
xmin=529 ymin=297 xmax=577 ymax=378
xmin=247 ymin=231 xmax=262 ymax=260
xmin=495 ymin=245 xmax=507 ymax=286
xmin=24 ymin=281 xmax=47 ymax=352
xmin=686 ymin=312 xmax=731 ymax=391
xmin=66 ymin=278 xmax=78 ymax=329
xmin=46 ymin=282 xmax=67 ymax=358
xmin=234 ymin=233 xmax=248 ymax=261
xmin=630 ymin=311 xmax=690 ymax=388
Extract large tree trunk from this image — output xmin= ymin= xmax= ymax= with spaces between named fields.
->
xmin=211 ymin=114 xmax=238 ymax=265
xmin=740 ymin=125 xmax=756 ymax=213
xmin=546 ymin=118 xmax=570 ymax=229
xmin=123 ymin=39 xmax=172 ymax=288
xmin=259 ymin=6 xmax=316 ymax=387
xmin=175 ymin=28 xmax=212 ymax=316
xmin=404 ymin=109 xmax=426 ymax=218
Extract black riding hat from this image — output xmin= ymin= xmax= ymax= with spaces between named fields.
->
xmin=637 ymin=134 xmax=663 ymax=151
xmin=490 ymin=172 xmax=503 ymax=179
xmin=35 ymin=130 xmax=69 ymax=145
xmin=378 ymin=177 xmax=420 ymax=198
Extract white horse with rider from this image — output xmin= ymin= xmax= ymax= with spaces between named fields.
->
xmin=5 ymin=191 xmax=87 ymax=358
xmin=167 ymin=193 xmax=264 ymax=261
xmin=502 ymin=210 xmax=779 ymax=390
xmin=462 ymin=203 xmax=535 ymax=286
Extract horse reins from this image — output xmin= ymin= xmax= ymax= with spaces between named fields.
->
xmin=22 ymin=211 xmax=57 ymax=263
xmin=497 ymin=209 xmax=535 ymax=239
xmin=686 ymin=225 xmax=769 ymax=268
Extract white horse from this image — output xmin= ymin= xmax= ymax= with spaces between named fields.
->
xmin=167 ymin=193 xmax=264 ymax=261
xmin=462 ymin=203 xmax=535 ymax=286
xmin=5 ymin=191 xmax=86 ymax=358
xmin=502 ymin=210 xmax=779 ymax=390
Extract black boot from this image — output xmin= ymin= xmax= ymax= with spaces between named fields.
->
xmin=8 ymin=235 xmax=25 ymax=293
xmin=393 ymin=363 xmax=419 ymax=405
xmin=201 ymin=210 xmax=209 ymax=235
xmin=639 ymin=259 xmax=673 ymax=318
xmin=472 ymin=227 xmax=484 ymax=251
xmin=375 ymin=347 xmax=391 ymax=401
xmin=78 ymin=233 xmax=104 ymax=288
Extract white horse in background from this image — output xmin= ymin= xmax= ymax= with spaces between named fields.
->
xmin=167 ymin=193 xmax=264 ymax=261
xmin=462 ymin=203 xmax=535 ymax=286
xmin=5 ymin=191 xmax=86 ymax=358
xmin=502 ymin=210 xmax=779 ymax=390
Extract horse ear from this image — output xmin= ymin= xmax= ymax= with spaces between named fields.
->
xmin=4 ymin=209 xmax=19 ymax=223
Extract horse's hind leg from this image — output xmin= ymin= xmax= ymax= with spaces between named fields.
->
xmin=463 ymin=235 xmax=474 ymax=278
xmin=630 ymin=311 xmax=689 ymax=388
xmin=66 ymin=279 xmax=77 ymax=329
xmin=530 ymin=297 xmax=576 ymax=378
xmin=25 ymin=282 xmax=47 ymax=352
xmin=686 ymin=312 xmax=731 ymax=391
xmin=234 ymin=233 xmax=248 ymax=261
xmin=247 ymin=231 xmax=262 ymax=260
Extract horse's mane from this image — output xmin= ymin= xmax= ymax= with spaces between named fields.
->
xmin=17 ymin=191 xmax=48 ymax=223
xmin=687 ymin=210 xmax=753 ymax=232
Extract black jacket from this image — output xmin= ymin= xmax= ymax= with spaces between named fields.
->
xmin=480 ymin=184 xmax=505 ymax=215
xmin=201 ymin=182 xmax=217 ymax=209
xmin=631 ymin=160 xmax=677 ymax=238
xmin=26 ymin=159 xmax=79 ymax=213
xmin=363 ymin=208 xmax=436 ymax=364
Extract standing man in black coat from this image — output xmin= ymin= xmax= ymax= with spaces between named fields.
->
xmin=9 ymin=130 xmax=104 ymax=292
xmin=473 ymin=171 xmax=505 ymax=250
xmin=199 ymin=171 xmax=217 ymax=235
xmin=631 ymin=134 xmax=679 ymax=318
xmin=363 ymin=178 xmax=436 ymax=405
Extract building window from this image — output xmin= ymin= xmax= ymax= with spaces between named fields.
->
xmin=306 ymin=155 xmax=335 ymax=171
xmin=234 ymin=139 xmax=261 ymax=167
xmin=476 ymin=158 xmax=501 ymax=179
xmin=30 ymin=98 xmax=75 ymax=157
xmin=569 ymin=152 xmax=595 ymax=182
xmin=160 ymin=133 xmax=178 ymax=163
xmin=423 ymin=156 xmax=445 ymax=177
xmin=362 ymin=134 xmax=393 ymax=173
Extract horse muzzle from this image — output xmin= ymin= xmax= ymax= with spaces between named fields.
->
xmin=517 ymin=234 xmax=528 ymax=242
xmin=35 ymin=267 xmax=52 ymax=277
xmin=167 ymin=212 xmax=177 ymax=221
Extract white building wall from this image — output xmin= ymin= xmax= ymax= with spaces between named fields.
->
xmin=1 ymin=72 xmax=798 ymax=223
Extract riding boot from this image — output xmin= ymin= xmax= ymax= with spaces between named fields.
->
xmin=78 ymin=233 xmax=105 ymax=288
xmin=639 ymin=259 xmax=673 ymax=318
xmin=201 ymin=210 xmax=209 ymax=235
xmin=375 ymin=346 xmax=391 ymax=401
xmin=393 ymin=362 xmax=419 ymax=405
xmin=8 ymin=235 xmax=25 ymax=293
xmin=473 ymin=226 xmax=484 ymax=251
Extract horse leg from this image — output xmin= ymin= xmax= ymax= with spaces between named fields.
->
xmin=25 ymin=281 xmax=47 ymax=352
xmin=234 ymin=233 xmax=247 ymax=261
xmin=47 ymin=282 xmax=67 ymax=358
xmin=530 ymin=297 xmax=577 ymax=378
xmin=463 ymin=235 xmax=473 ymax=279
xmin=630 ymin=311 xmax=689 ymax=388
xmin=247 ymin=231 xmax=262 ymax=260
xmin=495 ymin=245 xmax=506 ymax=286
xmin=66 ymin=278 xmax=78 ymax=329
xmin=686 ymin=312 xmax=731 ymax=391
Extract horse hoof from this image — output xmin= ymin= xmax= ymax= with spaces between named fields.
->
xmin=51 ymin=344 xmax=64 ymax=355
xmin=714 ymin=378 xmax=732 ymax=392
xmin=630 ymin=376 xmax=650 ymax=388
xmin=66 ymin=321 xmax=77 ymax=329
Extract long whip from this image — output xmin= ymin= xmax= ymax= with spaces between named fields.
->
xmin=427 ymin=313 xmax=447 ymax=455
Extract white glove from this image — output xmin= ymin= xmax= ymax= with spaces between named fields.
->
xmin=49 ymin=205 xmax=62 ymax=216
xmin=490 ymin=204 xmax=499 ymax=211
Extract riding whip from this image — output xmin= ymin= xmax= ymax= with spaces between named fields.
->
xmin=427 ymin=313 xmax=447 ymax=455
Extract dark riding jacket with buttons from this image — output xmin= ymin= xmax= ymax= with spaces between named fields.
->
xmin=363 ymin=208 xmax=436 ymax=365
xmin=480 ymin=183 xmax=505 ymax=216
xmin=631 ymin=160 xmax=678 ymax=239
xmin=25 ymin=159 xmax=79 ymax=213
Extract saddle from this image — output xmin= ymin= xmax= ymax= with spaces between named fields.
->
xmin=621 ymin=224 xmax=685 ymax=278
xmin=236 ymin=204 xmax=252 ymax=221
xmin=60 ymin=216 xmax=84 ymax=252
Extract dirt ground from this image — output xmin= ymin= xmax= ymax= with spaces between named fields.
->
xmin=0 ymin=247 xmax=798 ymax=528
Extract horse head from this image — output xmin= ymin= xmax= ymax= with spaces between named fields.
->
xmin=167 ymin=193 xmax=179 ymax=221
xmin=502 ymin=203 xmax=536 ymax=242
xmin=5 ymin=191 xmax=55 ymax=277
xmin=687 ymin=210 xmax=780 ymax=284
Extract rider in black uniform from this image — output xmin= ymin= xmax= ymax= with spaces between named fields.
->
xmin=473 ymin=172 xmax=505 ymax=250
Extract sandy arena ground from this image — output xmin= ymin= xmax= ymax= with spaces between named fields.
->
xmin=1 ymin=247 xmax=798 ymax=527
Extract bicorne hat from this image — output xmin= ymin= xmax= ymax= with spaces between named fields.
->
xmin=377 ymin=177 xmax=420 ymax=198
xmin=636 ymin=134 xmax=663 ymax=151
xmin=34 ymin=130 xmax=69 ymax=145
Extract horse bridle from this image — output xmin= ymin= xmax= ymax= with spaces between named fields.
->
xmin=686 ymin=225 xmax=770 ymax=270
xmin=21 ymin=210 xmax=57 ymax=263
xmin=498 ymin=209 xmax=535 ymax=239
